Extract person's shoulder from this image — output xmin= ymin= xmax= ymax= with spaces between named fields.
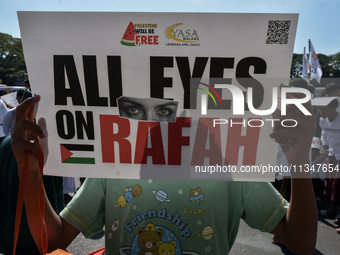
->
xmin=0 ymin=136 xmax=15 ymax=169
xmin=0 ymin=98 xmax=6 ymax=107
xmin=3 ymin=107 xmax=15 ymax=117
xmin=0 ymin=136 xmax=11 ymax=150
xmin=335 ymin=112 xmax=340 ymax=123
xmin=319 ymin=117 xmax=327 ymax=127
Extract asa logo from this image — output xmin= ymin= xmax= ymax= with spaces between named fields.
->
xmin=164 ymin=23 xmax=200 ymax=43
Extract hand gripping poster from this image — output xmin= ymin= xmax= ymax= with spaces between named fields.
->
xmin=18 ymin=12 xmax=299 ymax=181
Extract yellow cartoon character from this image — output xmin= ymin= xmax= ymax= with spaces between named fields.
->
xmin=115 ymin=184 xmax=142 ymax=207
xmin=116 ymin=195 xmax=127 ymax=208
xmin=157 ymin=240 xmax=177 ymax=255
xmin=145 ymin=223 xmax=155 ymax=232
xmin=189 ymin=187 xmax=205 ymax=202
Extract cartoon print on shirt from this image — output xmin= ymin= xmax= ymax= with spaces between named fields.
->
xmin=137 ymin=223 xmax=164 ymax=254
xmin=158 ymin=240 xmax=177 ymax=255
xmin=197 ymin=226 xmax=216 ymax=240
xmin=107 ymin=218 xmax=120 ymax=240
xmin=118 ymin=223 xmax=201 ymax=255
xmin=153 ymin=189 xmax=171 ymax=203
xmin=189 ymin=187 xmax=205 ymax=202
xmin=115 ymin=184 xmax=142 ymax=208
xmin=145 ymin=222 xmax=156 ymax=231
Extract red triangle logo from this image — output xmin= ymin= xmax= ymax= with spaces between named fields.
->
xmin=60 ymin=145 xmax=73 ymax=163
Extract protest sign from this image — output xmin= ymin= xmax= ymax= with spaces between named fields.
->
xmin=18 ymin=12 xmax=298 ymax=180
xmin=1 ymin=91 xmax=18 ymax=107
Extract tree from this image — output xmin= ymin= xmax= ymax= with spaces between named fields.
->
xmin=317 ymin=54 xmax=332 ymax=78
xmin=329 ymin=52 xmax=340 ymax=77
xmin=0 ymin=32 xmax=27 ymax=86
xmin=290 ymin=53 xmax=303 ymax=79
xmin=290 ymin=52 xmax=340 ymax=86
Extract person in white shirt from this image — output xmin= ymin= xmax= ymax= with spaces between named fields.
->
xmin=319 ymin=98 xmax=340 ymax=221
xmin=0 ymin=98 xmax=9 ymax=143
xmin=2 ymin=88 xmax=27 ymax=137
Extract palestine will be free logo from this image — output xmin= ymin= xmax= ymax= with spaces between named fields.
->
xmin=121 ymin=21 xmax=159 ymax=46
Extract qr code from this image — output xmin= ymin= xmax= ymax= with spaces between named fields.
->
xmin=266 ymin=20 xmax=291 ymax=44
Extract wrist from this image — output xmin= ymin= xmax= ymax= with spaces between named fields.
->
xmin=289 ymin=156 xmax=311 ymax=178
xmin=17 ymin=163 xmax=41 ymax=180
xmin=288 ymin=153 xmax=309 ymax=166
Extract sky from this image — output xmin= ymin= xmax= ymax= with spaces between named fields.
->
xmin=0 ymin=0 xmax=339 ymax=55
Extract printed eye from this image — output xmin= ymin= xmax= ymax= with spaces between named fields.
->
xmin=154 ymin=103 xmax=177 ymax=121
xmin=157 ymin=108 xmax=171 ymax=117
xmin=119 ymin=100 xmax=145 ymax=119
xmin=127 ymin=106 xmax=141 ymax=114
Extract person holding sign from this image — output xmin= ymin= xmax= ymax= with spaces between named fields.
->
xmin=10 ymin=94 xmax=317 ymax=254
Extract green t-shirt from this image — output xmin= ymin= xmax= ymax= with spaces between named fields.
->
xmin=61 ymin=178 xmax=288 ymax=254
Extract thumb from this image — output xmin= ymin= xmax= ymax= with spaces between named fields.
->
xmin=38 ymin=118 xmax=49 ymax=166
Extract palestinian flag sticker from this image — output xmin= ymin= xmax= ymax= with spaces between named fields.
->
xmin=121 ymin=21 xmax=138 ymax=46
xmin=60 ymin=144 xmax=95 ymax=164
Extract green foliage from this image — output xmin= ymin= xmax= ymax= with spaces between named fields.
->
xmin=1 ymin=31 xmax=340 ymax=87
xmin=291 ymin=52 xmax=340 ymax=86
xmin=290 ymin=54 xmax=303 ymax=78
xmin=328 ymin=52 xmax=340 ymax=78
xmin=0 ymin=32 xmax=27 ymax=86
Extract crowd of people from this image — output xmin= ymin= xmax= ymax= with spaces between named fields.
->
xmin=313 ymin=83 xmax=340 ymax=233
xmin=2 ymin=78 xmax=339 ymax=254
xmin=274 ymin=80 xmax=340 ymax=236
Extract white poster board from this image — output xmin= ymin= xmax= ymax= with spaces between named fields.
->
xmin=1 ymin=91 xmax=18 ymax=107
xmin=18 ymin=12 xmax=298 ymax=181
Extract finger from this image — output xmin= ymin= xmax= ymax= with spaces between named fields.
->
xmin=15 ymin=95 xmax=41 ymax=125
xmin=280 ymin=84 xmax=310 ymax=99
xmin=273 ymin=100 xmax=316 ymax=133
xmin=38 ymin=118 xmax=48 ymax=139
xmin=279 ymin=84 xmax=314 ymax=116
xmin=281 ymin=110 xmax=316 ymax=130
xmin=38 ymin=118 xmax=49 ymax=165
xmin=273 ymin=113 xmax=316 ymax=135
xmin=12 ymin=118 xmax=46 ymax=140
xmin=11 ymin=139 xmax=40 ymax=155
xmin=270 ymin=128 xmax=313 ymax=145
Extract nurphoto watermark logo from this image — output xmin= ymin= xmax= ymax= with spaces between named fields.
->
xmin=193 ymin=78 xmax=312 ymax=128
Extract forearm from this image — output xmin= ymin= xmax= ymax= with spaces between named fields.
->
xmin=11 ymin=96 xmax=80 ymax=252
xmin=23 ymin=170 xmax=70 ymax=252
xmin=280 ymin=156 xmax=317 ymax=254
